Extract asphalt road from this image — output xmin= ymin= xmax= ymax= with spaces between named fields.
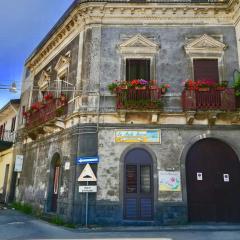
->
xmin=1 ymin=209 xmax=240 ymax=240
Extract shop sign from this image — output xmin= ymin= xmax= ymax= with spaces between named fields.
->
xmin=76 ymin=156 xmax=99 ymax=165
xmin=159 ymin=171 xmax=181 ymax=192
xmin=14 ymin=155 xmax=24 ymax=172
xmin=79 ymin=185 xmax=97 ymax=193
xmin=115 ymin=130 xmax=161 ymax=143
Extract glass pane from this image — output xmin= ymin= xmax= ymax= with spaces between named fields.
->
xmin=126 ymin=165 xmax=137 ymax=193
xmin=140 ymin=165 xmax=151 ymax=193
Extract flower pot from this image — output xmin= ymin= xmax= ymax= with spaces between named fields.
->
xmin=120 ymin=86 xmax=128 ymax=90
xmin=216 ymin=87 xmax=226 ymax=91
xmin=161 ymin=88 xmax=166 ymax=94
xmin=135 ymin=86 xmax=146 ymax=90
xmin=198 ymin=87 xmax=210 ymax=92
xmin=149 ymin=86 xmax=158 ymax=90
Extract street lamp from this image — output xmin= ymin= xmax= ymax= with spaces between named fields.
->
xmin=0 ymin=82 xmax=17 ymax=93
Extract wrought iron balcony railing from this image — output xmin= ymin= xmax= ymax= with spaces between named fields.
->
xmin=0 ymin=130 xmax=16 ymax=143
xmin=116 ymin=88 xmax=162 ymax=110
xmin=26 ymin=98 xmax=68 ymax=129
xmin=182 ymin=88 xmax=236 ymax=111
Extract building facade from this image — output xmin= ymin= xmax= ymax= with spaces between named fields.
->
xmin=16 ymin=0 xmax=240 ymax=225
xmin=0 ymin=99 xmax=20 ymax=204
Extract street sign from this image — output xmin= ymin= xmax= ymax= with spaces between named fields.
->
xmin=76 ymin=156 xmax=99 ymax=165
xmin=79 ymin=185 xmax=97 ymax=193
xmin=14 ymin=155 xmax=24 ymax=172
xmin=78 ymin=164 xmax=97 ymax=182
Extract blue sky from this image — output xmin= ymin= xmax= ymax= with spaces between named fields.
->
xmin=0 ymin=0 xmax=74 ymax=108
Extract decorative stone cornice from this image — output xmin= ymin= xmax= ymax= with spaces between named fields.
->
xmin=26 ymin=1 xmax=238 ymax=71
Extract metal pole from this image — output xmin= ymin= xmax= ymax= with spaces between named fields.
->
xmin=86 ymin=181 xmax=88 ymax=227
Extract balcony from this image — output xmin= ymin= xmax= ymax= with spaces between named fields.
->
xmin=116 ymin=88 xmax=162 ymax=110
xmin=0 ymin=130 xmax=15 ymax=151
xmin=182 ymin=88 xmax=236 ymax=111
xmin=26 ymin=98 xmax=68 ymax=130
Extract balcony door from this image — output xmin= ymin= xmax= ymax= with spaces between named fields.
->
xmin=124 ymin=148 xmax=154 ymax=220
xmin=49 ymin=153 xmax=61 ymax=212
xmin=193 ymin=59 xmax=219 ymax=83
xmin=186 ymin=138 xmax=240 ymax=222
xmin=126 ymin=59 xmax=150 ymax=81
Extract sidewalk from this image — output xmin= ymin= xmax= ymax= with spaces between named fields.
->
xmin=76 ymin=223 xmax=240 ymax=233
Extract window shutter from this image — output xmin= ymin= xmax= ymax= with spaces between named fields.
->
xmin=193 ymin=59 xmax=219 ymax=83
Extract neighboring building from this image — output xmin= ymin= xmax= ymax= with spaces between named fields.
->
xmin=0 ymin=99 xmax=20 ymax=203
xmin=16 ymin=0 xmax=240 ymax=225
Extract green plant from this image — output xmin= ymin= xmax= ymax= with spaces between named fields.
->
xmin=56 ymin=107 xmax=65 ymax=116
xmin=233 ymin=78 xmax=240 ymax=96
xmin=108 ymin=81 xmax=119 ymax=93
xmin=11 ymin=202 xmax=33 ymax=215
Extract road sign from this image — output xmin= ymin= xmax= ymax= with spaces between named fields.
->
xmin=79 ymin=185 xmax=97 ymax=193
xmin=78 ymin=164 xmax=97 ymax=182
xmin=76 ymin=156 xmax=99 ymax=165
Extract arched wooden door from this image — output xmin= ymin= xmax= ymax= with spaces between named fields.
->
xmin=123 ymin=148 xmax=154 ymax=220
xmin=50 ymin=155 xmax=61 ymax=212
xmin=186 ymin=138 xmax=240 ymax=222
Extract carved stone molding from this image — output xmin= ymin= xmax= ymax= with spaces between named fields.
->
xmin=118 ymin=34 xmax=159 ymax=55
xmin=38 ymin=70 xmax=50 ymax=90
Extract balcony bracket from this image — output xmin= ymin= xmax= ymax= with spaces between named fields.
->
xmin=185 ymin=111 xmax=196 ymax=125
xmin=118 ymin=111 xmax=126 ymax=123
xmin=208 ymin=112 xmax=218 ymax=126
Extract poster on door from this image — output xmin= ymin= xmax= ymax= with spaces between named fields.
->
xmin=159 ymin=171 xmax=181 ymax=192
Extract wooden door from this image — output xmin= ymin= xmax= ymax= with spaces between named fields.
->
xmin=186 ymin=138 xmax=240 ymax=222
xmin=51 ymin=161 xmax=60 ymax=212
xmin=124 ymin=148 xmax=153 ymax=220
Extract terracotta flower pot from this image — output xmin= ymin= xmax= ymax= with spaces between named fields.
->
xmin=198 ymin=87 xmax=210 ymax=92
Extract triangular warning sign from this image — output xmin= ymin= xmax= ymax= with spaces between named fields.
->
xmin=78 ymin=164 xmax=97 ymax=182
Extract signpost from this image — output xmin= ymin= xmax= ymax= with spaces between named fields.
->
xmin=76 ymin=156 xmax=99 ymax=165
xmin=78 ymin=163 xmax=97 ymax=227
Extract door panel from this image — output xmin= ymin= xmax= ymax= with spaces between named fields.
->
xmin=124 ymin=148 xmax=153 ymax=220
xmin=186 ymin=138 xmax=240 ymax=222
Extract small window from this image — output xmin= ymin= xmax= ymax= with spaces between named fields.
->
xmin=126 ymin=59 xmax=150 ymax=81
xmin=193 ymin=59 xmax=219 ymax=83
xmin=11 ymin=117 xmax=16 ymax=132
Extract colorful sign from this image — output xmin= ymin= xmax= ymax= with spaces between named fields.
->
xmin=76 ymin=156 xmax=99 ymax=165
xmin=78 ymin=164 xmax=97 ymax=182
xmin=159 ymin=171 xmax=181 ymax=192
xmin=115 ymin=130 xmax=161 ymax=143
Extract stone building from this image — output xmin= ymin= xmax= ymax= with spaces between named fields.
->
xmin=16 ymin=0 xmax=240 ymax=225
xmin=0 ymin=99 xmax=20 ymax=203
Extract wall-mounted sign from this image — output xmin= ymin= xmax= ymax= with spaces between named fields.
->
xmin=64 ymin=162 xmax=70 ymax=170
xmin=159 ymin=171 xmax=181 ymax=192
xmin=76 ymin=156 xmax=99 ymax=165
xmin=115 ymin=130 xmax=161 ymax=143
xmin=197 ymin=172 xmax=203 ymax=181
xmin=14 ymin=155 xmax=24 ymax=172
xmin=223 ymin=173 xmax=230 ymax=182
xmin=79 ymin=185 xmax=97 ymax=193
xmin=78 ymin=164 xmax=97 ymax=182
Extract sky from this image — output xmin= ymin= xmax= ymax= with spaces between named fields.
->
xmin=0 ymin=0 xmax=74 ymax=108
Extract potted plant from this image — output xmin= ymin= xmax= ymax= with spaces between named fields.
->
xmin=216 ymin=81 xmax=228 ymax=91
xmin=44 ymin=92 xmax=53 ymax=101
xmin=160 ymin=83 xmax=170 ymax=94
xmin=108 ymin=80 xmax=119 ymax=93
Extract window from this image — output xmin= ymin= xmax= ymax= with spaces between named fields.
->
xmin=11 ymin=117 xmax=16 ymax=132
xmin=193 ymin=59 xmax=219 ymax=83
xmin=126 ymin=59 xmax=150 ymax=81
xmin=22 ymin=106 xmax=25 ymax=125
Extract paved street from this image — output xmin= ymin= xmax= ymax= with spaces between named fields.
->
xmin=1 ymin=209 xmax=240 ymax=240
